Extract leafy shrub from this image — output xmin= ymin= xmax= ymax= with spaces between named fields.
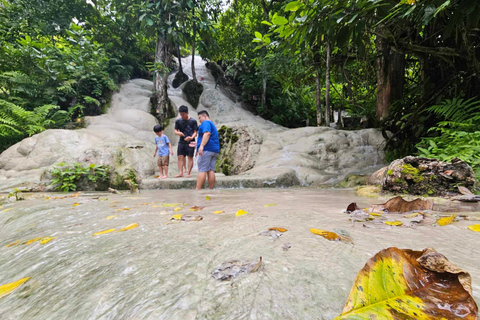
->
xmin=416 ymin=98 xmax=480 ymax=180
xmin=50 ymin=163 xmax=110 ymax=192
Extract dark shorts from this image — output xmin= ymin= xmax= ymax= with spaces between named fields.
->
xmin=177 ymin=143 xmax=195 ymax=157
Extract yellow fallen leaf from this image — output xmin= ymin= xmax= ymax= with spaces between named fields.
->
xmin=92 ymin=228 xmax=116 ymax=236
xmin=171 ymin=214 xmax=183 ymax=220
xmin=190 ymin=206 xmax=205 ymax=211
xmin=24 ymin=237 xmax=42 ymax=245
xmin=438 ymin=214 xmax=456 ymax=226
xmin=116 ymin=223 xmax=139 ymax=232
xmin=39 ymin=237 xmax=56 ymax=244
xmin=264 ymin=203 xmax=277 ymax=207
xmin=0 ymin=277 xmax=30 ymax=299
xmin=109 ymin=205 xmax=117 ymax=207
xmin=106 ymin=215 xmax=116 ymax=220
xmin=5 ymin=240 xmax=21 ymax=248
xmin=4 ymin=208 xmax=12 ymax=212
xmin=269 ymin=227 xmax=287 ymax=232
xmin=152 ymin=205 xmax=159 ymax=208
xmin=98 ymin=198 xmax=109 ymax=201
xmin=115 ymin=208 xmax=130 ymax=211
xmin=405 ymin=212 xmax=421 ymax=218
xmin=72 ymin=203 xmax=80 ymax=206
xmin=385 ymin=221 xmax=403 ymax=226
xmin=369 ymin=212 xmax=382 ymax=217
xmin=213 ymin=210 xmax=224 ymax=214
xmin=236 ymin=209 xmax=248 ymax=217
xmin=467 ymin=224 xmax=480 ymax=232
xmin=206 ymin=196 xmax=211 ymax=200
xmin=162 ymin=203 xmax=182 ymax=207
xmin=310 ymin=228 xmax=340 ymax=241
xmin=45 ymin=197 xmax=50 ymax=200
xmin=174 ymin=207 xmax=182 ymax=212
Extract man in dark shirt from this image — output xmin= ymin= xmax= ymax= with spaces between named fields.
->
xmin=174 ymin=105 xmax=198 ymax=178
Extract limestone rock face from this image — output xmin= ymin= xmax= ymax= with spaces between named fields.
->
xmin=0 ymin=79 xmax=157 ymax=191
xmin=382 ymin=156 xmax=476 ymax=195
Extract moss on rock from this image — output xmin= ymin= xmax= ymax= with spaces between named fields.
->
xmin=182 ymin=80 xmax=204 ymax=109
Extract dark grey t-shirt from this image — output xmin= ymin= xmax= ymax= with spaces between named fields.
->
xmin=175 ymin=118 xmax=198 ymax=144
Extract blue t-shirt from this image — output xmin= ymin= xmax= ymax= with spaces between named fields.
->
xmin=197 ymin=120 xmax=220 ymax=153
xmin=155 ymin=135 xmax=170 ymax=156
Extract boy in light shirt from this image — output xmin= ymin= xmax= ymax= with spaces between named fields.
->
xmin=153 ymin=125 xmax=173 ymax=179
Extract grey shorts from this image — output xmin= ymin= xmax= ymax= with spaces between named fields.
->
xmin=197 ymin=151 xmax=219 ymax=172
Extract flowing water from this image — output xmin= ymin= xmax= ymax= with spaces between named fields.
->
xmin=1 ymin=189 xmax=479 ymax=319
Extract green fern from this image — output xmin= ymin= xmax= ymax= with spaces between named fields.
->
xmin=428 ymin=97 xmax=480 ymax=124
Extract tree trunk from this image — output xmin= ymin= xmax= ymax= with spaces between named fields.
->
xmin=154 ymin=35 xmax=171 ymax=121
xmin=261 ymin=53 xmax=267 ymax=111
xmin=191 ymin=7 xmax=197 ymax=82
xmin=313 ymin=46 xmax=322 ymax=126
xmin=376 ymin=35 xmax=405 ymax=120
xmin=178 ymin=45 xmax=183 ymax=74
xmin=325 ymin=41 xmax=331 ymax=127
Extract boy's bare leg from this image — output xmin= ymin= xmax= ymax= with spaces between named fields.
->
xmin=175 ymin=156 xmax=184 ymax=177
xmin=161 ymin=165 xmax=168 ymax=178
xmin=186 ymin=156 xmax=194 ymax=178
xmin=196 ymin=172 xmax=207 ymax=189
xmin=158 ymin=166 xmax=164 ymax=179
xmin=207 ymin=170 xmax=216 ymax=189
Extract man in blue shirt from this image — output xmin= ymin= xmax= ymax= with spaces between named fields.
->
xmin=196 ymin=110 xmax=220 ymax=189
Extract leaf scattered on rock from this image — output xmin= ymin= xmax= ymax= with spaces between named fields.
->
xmin=236 ymin=209 xmax=248 ymax=217
xmin=190 ymin=206 xmax=205 ymax=211
xmin=115 ymin=208 xmax=130 ymax=211
xmin=116 ymin=223 xmax=139 ymax=232
xmin=346 ymin=202 xmax=360 ymax=213
xmin=259 ymin=229 xmax=283 ymax=240
xmin=458 ymin=186 xmax=474 ymax=195
xmin=212 ymin=257 xmax=263 ymax=281
xmin=437 ymin=214 xmax=456 ymax=226
xmin=162 ymin=203 xmax=183 ymax=207
xmin=269 ymin=227 xmax=287 ymax=232
xmin=0 ymin=277 xmax=30 ymax=299
xmin=310 ymin=228 xmax=354 ymax=244
xmin=181 ymin=215 xmax=203 ymax=222
xmin=385 ymin=220 xmax=403 ymax=226
xmin=92 ymin=228 xmax=116 ymax=236
xmin=173 ymin=207 xmax=182 ymax=212
xmin=171 ymin=214 xmax=183 ymax=221
xmin=264 ymin=203 xmax=277 ymax=207
xmin=467 ymin=224 xmax=480 ymax=232
xmin=205 ymin=196 xmax=211 ymax=200
xmin=335 ymin=247 xmax=478 ymax=319
xmin=213 ymin=210 xmax=224 ymax=214
xmin=370 ymin=196 xmax=433 ymax=213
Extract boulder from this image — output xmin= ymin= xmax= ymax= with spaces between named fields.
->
xmin=381 ymin=156 xmax=476 ymax=196
xmin=172 ymin=71 xmax=189 ymax=89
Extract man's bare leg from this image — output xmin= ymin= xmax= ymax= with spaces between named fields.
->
xmin=196 ymin=172 xmax=207 ymax=189
xmin=175 ymin=156 xmax=184 ymax=177
xmin=186 ymin=156 xmax=194 ymax=178
xmin=207 ymin=170 xmax=216 ymax=189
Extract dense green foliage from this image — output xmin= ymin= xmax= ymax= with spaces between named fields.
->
xmin=0 ymin=0 xmax=152 ymax=151
xmin=50 ymin=162 xmax=110 ymax=192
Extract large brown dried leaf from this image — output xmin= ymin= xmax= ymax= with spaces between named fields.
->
xmin=335 ymin=247 xmax=478 ymax=319
xmin=370 ymin=196 xmax=433 ymax=213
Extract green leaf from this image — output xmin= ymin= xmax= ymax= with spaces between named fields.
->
xmin=254 ymin=31 xmax=263 ymax=39
xmin=285 ymin=1 xmax=301 ymax=12
xmin=272 ymin=14 xmax=289 ymax=26
xmin=261 ymin=21 xmax=273 ymax=26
